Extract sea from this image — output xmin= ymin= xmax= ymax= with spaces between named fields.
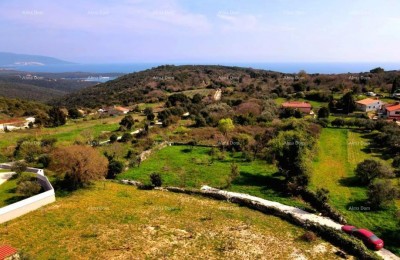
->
xmin=2 ymin=62 xmax=400 ymax=74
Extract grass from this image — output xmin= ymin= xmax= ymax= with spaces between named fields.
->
xmin=119 ymin=145 xmax=311 ymax=209
xmin=0 ymin=115 xmax=129 ymax=156
xmin=0 ymin=175 xmax=26 ymax=207
xmin=0 ymin=182 xmax=341 ymax=259
xmin=311 ymin=128 xmax=400 ymax=255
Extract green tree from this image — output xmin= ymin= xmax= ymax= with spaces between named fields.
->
xmin=218 ymin=118 xmax=234 ymax=137
xmin=355 ymin=159 xmax=394 ymax=185
xmin=341 ymin=92 xmax=356 ymax=114
xmin=367 ymin=180 xmax=398 ymax=208
xmin=143 ymin=107 xmax=155 ymax=121
xmin=119 ymin=115 xmax=135 ymax=130
xmin=107 ymin=160 xmax=124 ymax=179
xmin=48 ymin=107 xmax=66 ymax=127
xmin=392 ymin=77 xmax=400 ymax=94
xmin=68 ymin=108 xmax=83 ymax=119
xmin=11 ymin=161 xmax=27 ymax=176
xmin=317 ymin=107 xmax=330 ymax=119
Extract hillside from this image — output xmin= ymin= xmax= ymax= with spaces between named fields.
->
xmin=53 ymin=65 xmax=400 ymax=109
xmin=0 ymin=181 xmax=342 ymax=259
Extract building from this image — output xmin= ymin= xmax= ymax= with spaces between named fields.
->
xmin=98 ymin=106 xmax=130 ymax=116
xmin=380 ymin=102 xmax=400 ymax=121
xmin=0 ymin=245 xmax=18 ymax=259
xmin=355 ymin=98 xmax=383 ymax=112
xmin=0 ymin=117 xmax=35 ymax=132
xmin=281 ymin=101 xmax=312 ymax=114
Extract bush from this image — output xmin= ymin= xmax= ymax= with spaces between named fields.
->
xmin=331 ymin=118 xmax=345 ymax=127
xmin=107 ymin=160 xmax=124 ymax=179
xmin=367 ymin=179 xmax=399 ymax=209
xmin=392 ymin=156 xmax=400 ymax=168
xmin=301 ymin=231 xmax=317 ymax=242
xmin=317 ymin=107 xmax=330 ymax=119
xmin=150 ymin=173 xmax=162 ymax=187
xmin=120 ymin=133 xmax=132 ymax=143
xmin=355 ymin=159 xmax=394 ymax=185
xmin=16 ymin=180 xmax=42 ymax=197
xmin=38 ymin=154 xmax=51 ymax=168
xmin=119 ymin=115 xmax=135 ymax=130
xmin=11 ymin=161 xmax=27 ymax=175
xmin=109 ymin=134 xmax=118 ymax=143
xmin=315 ymin=188 xmax=330 ymax=204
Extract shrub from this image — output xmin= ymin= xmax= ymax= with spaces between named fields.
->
xmin=315 ymin=188 xmax=330 ymax=204
xmin=38 ymin=154 xmax=51 ymax=168
xmin=107 ymin=160 xmax=124 ymax=179
xmin=109 ymin=134 xmax=118 ymax=143
xmin=331 ymin=118 xmax=345 ymax=127
xmin=392 ymin=156 xmax=400 ymax=168
xmin=120 ymin=133 xmax=132 ymax=143
xmin=11 ymin=161 xmax=27 ymax=175
xmin=355 ymin=159 xmax=394 ymax=185
xmin=367 ymin=179 xmax=399 ymax=209
xmin=150 ymin=173 xmax=162 ymax=187
xmin=16 ymin=180 xmax=42 ymax=197
xmin=301 ymin=231 xmax=317 ymax=242
xmin=317 ymin=107 xmax=330 ymax=119
xmin=119 ymin=115 xmax=135 ymax=130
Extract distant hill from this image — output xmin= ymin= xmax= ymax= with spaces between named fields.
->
xmin=0 ymin=52 xmax=74 ymax=67
xmin=0 ymin=70 xmax=124 ymax=102
xmin=52 ymin=64 xmax=400 ymax=109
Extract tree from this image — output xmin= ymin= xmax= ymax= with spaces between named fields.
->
xmin=370 ymin=67 xmax=384 ymax=73
xmin=150 ymin=173 xmax=162 ymax=187
xmin=48 ymin=107 xmax=67 ymax=127
xmin=355 ymin=159 xmax=394 ymax=185
xmin=218 ymin=118 xmax=234 ymax=137
xmin=331 ymin=118 xmax=345 ymax=127
xmin=11 ymin=161 xmax=27 ymax=176
xmin=68 ymin=108 xmax=83 ymax=119
xmin=143 ymin=107 xmax=155 ymax=121
xmin=109 ymin=134 xmax=118 ymax=143
xmin=367 ymin=180 xmax=398 ymax=208
xmin=50 ymin=145 xmax=108 ymax=189
xmin=19 ymin=141 xmax=42 ymax=163
xmin=192 ymin=93 xmax=203 ymax=104
xmin=194 ymin=115 xmax=207 ymax=127
xmin=120 ymin=133 xmax=132 ymax=143
xmin=341 ymin=92 xmax=356 ymax=114
xmin=227 ymin=162 xmax=240 ymax=188
xmin=317 ymin=107 xmax=330 ymax=119
xmin=392 ymin=77 xmax=400 ymax=94
xmin=119 ymin=115 xmax=135 ymax=130
xmin=107 ymin=160 xmax=124 ymax=179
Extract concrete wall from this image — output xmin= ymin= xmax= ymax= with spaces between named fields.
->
xmin=0 ymin=164 xmax=55 ymax=224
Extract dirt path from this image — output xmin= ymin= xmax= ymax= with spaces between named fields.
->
xmin=200 ymin=186 xmax=399 ymax=260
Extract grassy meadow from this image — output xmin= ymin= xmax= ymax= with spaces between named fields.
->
xmin=311 ymin=128 xmax=400 ymax=254
xmin=0 ymin=182 xmax=341 ymax=259
xmin=119 ymin=145 xmax=311 ymax=210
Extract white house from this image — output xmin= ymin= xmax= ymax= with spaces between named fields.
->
xmin=355 ymin=98 xmax=384 ymax=112
xmin=381 ymin=102 xmax=400 ymax=121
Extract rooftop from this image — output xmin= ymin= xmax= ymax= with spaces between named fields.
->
xmin=386 ymin=103 xmax=400 ymax=112
xmin=282 ymin=101 xmax=311 ymax=108
xmin=355 ymin=98 xmax=380 ymax=106
xmin=0 ymin=245 xmax=17 ymax=259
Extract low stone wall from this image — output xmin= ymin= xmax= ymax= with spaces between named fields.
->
xmin=0 ymin=164 xmax=55 ymax=224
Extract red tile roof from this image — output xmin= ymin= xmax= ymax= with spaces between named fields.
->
xmin=356 ymin=98 xmax=380 ymax=105
xmin=386 ymin=103 xmax=400 ymax=112
xmin=0 ymin=245 xmax=17 ymax=259
xmin=282 ymin=101 xmax=311 ymax=108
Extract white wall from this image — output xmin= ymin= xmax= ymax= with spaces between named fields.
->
xmin=0 ymin=164 xmax=55 ymax=224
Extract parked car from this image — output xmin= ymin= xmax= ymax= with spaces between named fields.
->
xmin=341 ymin=225 xmax=384 ymax=250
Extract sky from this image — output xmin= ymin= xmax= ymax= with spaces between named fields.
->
xmin=1 ymin=0 xmax=400 ymax=63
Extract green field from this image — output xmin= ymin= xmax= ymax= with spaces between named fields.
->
xmin=0 ymin=182 xmax=340 ymax=259
xmin=0 ymin=115 xmax=128 ymax=157
xmin=119 ymin=145 xmax=310 ymax=209
xmin=311 ymin=128 xmax=400 ymax=254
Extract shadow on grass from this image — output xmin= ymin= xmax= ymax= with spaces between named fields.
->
xmin=338 ymin=176 xmax=365 ymax=187
xmin=232 ymin=171 xmax=290 ymax=197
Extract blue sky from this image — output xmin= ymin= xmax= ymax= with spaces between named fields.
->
xmin=1 ymin=0 xmax=399 ymax=63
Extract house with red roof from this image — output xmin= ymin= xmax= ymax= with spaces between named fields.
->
xmin=0 ymin=245 xmax=18 ymax=260
xmin=381 ymin=102 xmax=400 ymax=121
xmin=355 ymin=98 xmax=384 ymax=112
xmin=281 ymin=101 xmax=312 ymax=114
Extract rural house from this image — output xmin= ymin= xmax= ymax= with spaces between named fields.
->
xmin=0 ymin=245 xmax=18 ymax=259
xmin=355 ymin=98 xmax=383 ymax=112
xmin=282 ymin=101 xmax=312 ymax=114
xmin=380 ymin=102 xmax=400 ymax=121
